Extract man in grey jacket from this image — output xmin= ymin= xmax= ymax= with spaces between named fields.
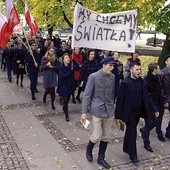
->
xmin=81 ymin=56 xmax=115 ymax=169
xmin=160 ymin=55 xmax=170 ymax=140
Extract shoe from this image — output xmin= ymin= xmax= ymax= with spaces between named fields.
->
xmin=32 ymin=96 xmax=36 ymax=100
xmin=123 ymin=149 xmax=129 ymax=154
xmin=165 ymin=133 xmax=170 ymax=140
xmin=97 ymin=158 xmax=111 ymax=169
xmin=9 ymin=78 xmax=12 ymax=82
xmin=16 ymin=80 xmax=19 ymax=85
xmin=43 ymin=95 xmax=46 ymax=103
xmin=72 ymin=97 xmax=76 ymax=104
xmin=76 ymin=96 xmax=81 ymax=103
xmin=131 ymin=158 xmax=140 ymax=164
xmin=35 ymin=88 xmax=38 ymax=93
xmin=86 ymin=141 xmax=95 ymax=162
xmin=144 ymin=144 xmax=153 ymax=152
xmin=20 ymin=84 xmax=23 ymax=87
xmin=97 ymin=141 xmax=111 ymax=169
xmin=51 ymin=104 xmax=56 ymax=110
xmin=158 ymin=135 xmax=166 ymax=142
xmin=65 ymin=116 xmax=70 ymax=122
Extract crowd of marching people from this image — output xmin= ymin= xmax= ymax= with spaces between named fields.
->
xmin=0 ymin=32 xmax=170 ymax=169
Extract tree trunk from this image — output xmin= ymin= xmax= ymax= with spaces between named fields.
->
xmin=158 ymin=34 xmax=170 ymax=69
xmin=47 ymin=26 xmax=53 ymax=38
xmin=62 ymin=11 xmax=73 ymax=29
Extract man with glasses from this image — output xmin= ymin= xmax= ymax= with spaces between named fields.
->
xmin=81 ymin=56 xmax=115 ymax=169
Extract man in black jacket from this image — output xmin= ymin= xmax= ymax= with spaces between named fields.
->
xmin=140 ymin=63 xmax=165 ymax=154
xmin=2 ymin=41 xmax=14 ymax=82
xmin=115 ymin=62 xmax=159 ymax=164
xmin=25 ymin=41 xmax=40 ymax=100
xmin=160 ymin=55 xmax=170 ymax=140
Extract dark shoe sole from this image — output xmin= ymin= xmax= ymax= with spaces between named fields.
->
xmin=131 ymin=159 xmax=140 ymax=164
xmin=158 ymin=136 xmax=166 ymax=142
xmin=32 ymin=97 xmax=36 ymax=100
xmin=123 ymin=150 xmax=129 ymax=154
xmin=51 ymin=106 xmax=56 ymax=110
xmin=97 ymin=159 xmax=111 ymax=169
xmin=86 ymin=155 xmax=93 ymax=162
xmin=144 ymin=146 xmax=154 ymax=152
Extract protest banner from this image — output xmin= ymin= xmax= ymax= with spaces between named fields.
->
xmin=72 ymin=3 xmax=138 ymax=53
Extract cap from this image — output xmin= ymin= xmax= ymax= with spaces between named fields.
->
xmin=165 ymin=55 xmax=170 ymax=61
xmin=100 ymin=56 xmax=115 ymax=65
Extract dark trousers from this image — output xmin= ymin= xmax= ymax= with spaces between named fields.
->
xmin=6 ymin=62 xmax=13 ymax=81
xmin=166 ymin=109 xmax=170 ymax=138
xmin=166 ymin=121 xmax=170 ymax=138
xmin=44 ymin=87 xmax=55 ymax=103
xmin=123 ymin=111 xmax=140 ymax=160
xmin=62 ymin=95 xmax=71 ymax=114
xmin=142 ymin=110 xmax=164 ymax=144
xmin=28 ymin=72 xmax=37 ymax=97
xmin=16 ymin=74 xmax=24 ymax=85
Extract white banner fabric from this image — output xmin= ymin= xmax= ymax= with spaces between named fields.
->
xmin=72 ymin=3 xmax=138 ymax=53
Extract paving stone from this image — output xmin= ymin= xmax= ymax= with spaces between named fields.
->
xmin=0 ymin=68 xmax=170 ymax=170
xmin=0 ymin=115 xmax=29 ymax=170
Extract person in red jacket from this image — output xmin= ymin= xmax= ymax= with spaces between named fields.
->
xmin=70 ymin=47 xmax=84 ymax=103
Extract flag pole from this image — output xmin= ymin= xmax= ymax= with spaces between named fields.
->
xmin=23 ymin=31 xmax=37 ymax=67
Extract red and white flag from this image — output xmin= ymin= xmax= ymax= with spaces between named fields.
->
xmin=5 ymin=0 xmax=20 ymax=35
xmin=0 ymin=10 xmax=10 ymax=47
xmin=25 ymin=2 xmax=38 ymax=37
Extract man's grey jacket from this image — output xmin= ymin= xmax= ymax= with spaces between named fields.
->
xmin=82 ymin=69 xmax=115 ymax=118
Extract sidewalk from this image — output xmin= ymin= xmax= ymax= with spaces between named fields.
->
xmin=0 ymin=70 xmax=169 ymax=170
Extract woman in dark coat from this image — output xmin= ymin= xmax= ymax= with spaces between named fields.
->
xmin=112 ymin=52 xmax=124 ymax=102
xmin=79 ymin=49 xmax=101 ymax=91
xmin=13 ymin=43 xmax=26 ymax=87
xmin=57 ymin=53 xmax=76 ymax=122
xmin=41 ymin=47 xmax=60 ymax=110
